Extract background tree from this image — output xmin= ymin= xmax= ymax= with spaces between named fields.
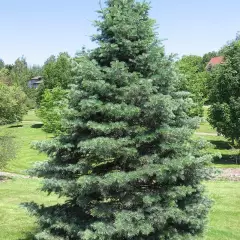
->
xmin=0 ymin=59 xmax=4 ymax=69
xmin=177 ymin=55 xmax=209 ymax=116
xmin=29 ymin=64 xmax=43 ymax=77
xmin=36 ymin=52 xmax=72 ymax=104
xmin=208 ymin=39 xmax=240 ymax=145
xmin=37 ymin=87 xmax=68 ymax=134
xmin=201 ymin=51 xmax=218 ymax=67
xmin=10 ymin=57 xmax=31 ymax=89
xmin=0 ymin=83 xmax=28 ymax=125
xmin=4 ymin=63 xmax=14 ymax=72
xmin=35 ymin=53 xmax=73 ymax=131
xmin=27 ymin=1 xmax=212 ymax=239
xmin=7 ymin=56 xmax=39 ymax=108
xmin=0 ymin=57 xmax=38 ymax=106
xmin=24 ymin=64 xmax=43 ymax=108
xmin=0 ymin=68 xmax=12 ymax=85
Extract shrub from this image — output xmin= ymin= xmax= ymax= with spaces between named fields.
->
xmin=0 ymin=84 xmax=28 ymax=125
xmin=0 ymin=130 xmax=17 ymax=169
xmin=37 ymin=87 xmax=68 ymax=134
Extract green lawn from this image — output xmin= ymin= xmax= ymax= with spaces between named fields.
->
xmin=22 ymin=110 xmax=41 ymax=122
xmin=195 ymin=106 xmax=240 ymax=168
xmin=197 ymin=121 xmax=217 ymax=134
xmin=1 ymin=111 xmax=52 ymax=174
xmin=206 ymin=181 xmax=240 ymax=240
xmin=2 ymin=109 xmax=239 ymax=173
xmin=197 ymin=135 xmax=240 ymax=168
xmin=0 ymin=179 xmax=239 ymax=240
xmin=0 ymin=110 xmax=239 ymax=240
xmin=196 ymin=106 xmax=216 ymax=134
xmin=0 ymin=178 xmax=61 ymax=240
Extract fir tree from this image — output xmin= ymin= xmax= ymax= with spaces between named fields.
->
xmin=27 ymin=1 xmax=212 ymax=239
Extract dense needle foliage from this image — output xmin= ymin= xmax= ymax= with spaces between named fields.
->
xmin=27 ymin=1 xmax=212 ymax=239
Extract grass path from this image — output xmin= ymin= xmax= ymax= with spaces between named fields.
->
xmin=2 ymin=110 xmax=52 ymax=174
xmin=0 ymin=171 xmax=31 ymax=179
xmin=195 ymin=132 xmax=218 ymax=136
xmin=195 ymin=106 xmax=240 ymax=168
xmin=0 ymin=178 xmax=62 ymax=240
xmin=206 ymin=181 xmax=240 ymax=240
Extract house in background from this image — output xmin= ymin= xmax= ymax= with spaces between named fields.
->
xmin=206 ymin=56 xmax=224 ymax=71
xmin=28 ymin=76 xmax=43 ymax=88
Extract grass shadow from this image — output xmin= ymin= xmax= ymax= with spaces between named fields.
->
xmin=0 ymin=175 xmax=12 ymax=182
xmin=31 ymin=123 xmax=43 ymax=129
xmin=210 ymin=140 xmax=232 ymax=150
xmin=213 ymin=154 xmax=240 ymax=165
xmin=18 ymin=232 xmax=36 ymax=240
xmin=8 ymin=124 xmax=23 ymax=128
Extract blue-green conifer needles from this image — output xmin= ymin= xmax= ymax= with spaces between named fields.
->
xmin=27 ymin=1 xmax=212 ymax=239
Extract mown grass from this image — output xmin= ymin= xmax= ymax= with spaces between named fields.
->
xmin=2 ymin=109 xmax=239 ymax=173
xmin=0 ymin=110 xmax=239 ymax=240
xmin=195 ymin=106 xmax=240 ymax=168
xmin=1 ymin=111 xmax=52 ymax=174
xmin=205 ymin=181 xmax=240 ymax=240
xmin=22 ymin=110 xmax=40 ymax=122
xmin=0 ymin=179 xmax=239 ymax=240
xmin=0 ymin=178 xmax=61 ymax=240
xmin=196 ymin=106 xmax=216 ymax=134
xmin=196 ymin=135 xmax=240 ymax=168
xmin=197 ymin=121 xmax=216 ymax=134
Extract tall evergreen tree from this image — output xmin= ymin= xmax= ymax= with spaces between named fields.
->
xmin=27 ymin=1 xmax=212 ymax=239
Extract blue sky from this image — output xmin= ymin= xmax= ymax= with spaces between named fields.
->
xmin=1 ymin=0 xmax=240 ymax=65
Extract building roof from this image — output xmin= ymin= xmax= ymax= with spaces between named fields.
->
xmin=208 ymin=56 xmax=224 ymax=66
xmin=33 ymin=80 xmax=43 ymax=84
xmin=30 ymin=76 xmax=42 ymax=80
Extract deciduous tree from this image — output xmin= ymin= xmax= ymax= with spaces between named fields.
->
xmin=36 ymin=53 xmax=72 ymax=104
xmin=0 ymin=83 xmax=28 ymax=125
xmin=177 ymin=55 xmax=209 ymax=116
xmin=208 ymin=39 xmax=240 ymax=144
xmin=37 ymin=87 xmax=68 ymax=134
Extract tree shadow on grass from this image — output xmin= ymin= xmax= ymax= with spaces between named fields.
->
xmin=210 ymin=140 xmax=231 ymax=150
xmin=213 ymin=154 xmax=240 ymax=165
xmin=31 ymin=123 xmax=43 ymax=129
xmin=8 ymin=124 xmax=23 ymax=128
xmin=210 ymin=139 xmax=240 ymax=165
xmin=18 ymin=232 xmax=36 ymax=240
xmin=0 ymin=176 xmax=11 ymax=182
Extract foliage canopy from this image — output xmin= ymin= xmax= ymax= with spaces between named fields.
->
xmin=177 ymin=55 xmax=209 ymax=116
xmin=36 ymin=53 xmax=72 ymax=105
xmin=208 ymin=39 xmax=240 ymax=144
xmin=0 ymin=83 xmax=28 ymax=125
xmin=37 ymin=87 xmax=68 ymax=134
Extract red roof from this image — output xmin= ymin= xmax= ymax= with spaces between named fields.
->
xmin=208 ymin=56 xmax=224 ymax=66
xmin=206 ymin=56 xmax=224 ymax=70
